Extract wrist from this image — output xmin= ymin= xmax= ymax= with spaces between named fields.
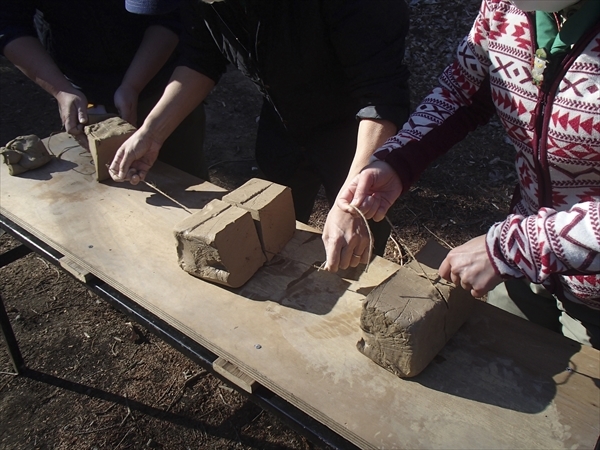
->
xmin=118 ymin=81 xmax=142 ymax=96
xmin=54 ymin=85 xmax=82 ymax=101
xmin=138 ymin=120 xmax=166 ymax=147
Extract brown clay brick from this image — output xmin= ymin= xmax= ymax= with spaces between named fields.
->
xmin=85 ymin=117 xmax=136 ymax=181
xmin=173 ymin=199 xmax=266 ymax=288
xmin=222 ymin=178 xmax=295 ymax=261
xmin=357 ymin=240 xmax=475 ymax=377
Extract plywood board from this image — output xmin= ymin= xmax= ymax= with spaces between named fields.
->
xmin=1 ymin=133 xmax=598 ymax=449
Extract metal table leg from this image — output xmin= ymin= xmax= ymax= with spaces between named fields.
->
xmin=0 ymin=243 xmax=32 ymax=374
xmin=0 ymin=293 xmax=24 ymax=374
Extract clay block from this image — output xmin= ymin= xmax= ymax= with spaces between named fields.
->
xmin=173 ymin=199 xmax=266 ymax=288
xmin=0 ymin=135 xmax=52 ymax=175
xmin=357 ymin=240 xmax=475 ymax=378
xmin=84 ymin=117 xmax=136 ymax=182
xmin=222 ymin=178 xmax=295 ymax=261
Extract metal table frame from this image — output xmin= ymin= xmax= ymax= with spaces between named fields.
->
xmin=0 ymin=213 xmax=358 ymax=450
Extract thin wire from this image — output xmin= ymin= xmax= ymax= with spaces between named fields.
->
xmin=142 ymin=180 xmax=193 ymax=214
xmin=385 ymin=216 xmax=448 ymax=303
xmin=349 ymin=204 xmax=373 ymax=273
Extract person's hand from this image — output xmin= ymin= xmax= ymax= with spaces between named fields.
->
xmin=438 ymin=235 xmax=504 ymax=298
xmin=55 ymin=90 xmax=89 ymax=136
xmin=322 ymin=203 xmax=371 ymax=272
xmin=108 ymin=127 xmax=162 ymax=185
xmin=114 ymin=83 xmax=139 ymax=126
xmin=337 ymin=160 xmax=403 ymax=222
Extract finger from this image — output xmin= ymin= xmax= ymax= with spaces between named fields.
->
xmin=471 ymin=287 xmax=485 ymax=299
xmin=339 ymin=246 xmax=357 ymax=271
xmin=336 ymin=182 xmax=358 ymax=214
xmin=136 ymin=168 xmax=148 ymax=182
xmin=65 ymin=114 xmax=79 ymax=135
xmin=350 ymin=172 xmax=373 ymax=208
xmin=349 ymin=252 xmax=362 ymax=268
xmin=450 ymin=271 xmax=461 ymax=288
xmin=78 ymin=108 xmax=88 ymax=126
xmin=359 ymin=247 xmax=371 ymax=265
xmin=123 ymin=110 xmax=137 ymax=127
xmin=128 ymin=170 xmax=140 ymax=186
xmin=323 ymin=240 xmax=342 ymax=273
xmin=460 ymin=280 xmax=472 ymax=292
xmin=439 ymin=258 xmax=451 ymax=281
xmin=372 ymin=202 xmax=390 ymax=223
xmin=355 ymin=195 xmax=379 ymax=220
xmin=75 ymin=133 xmax=89 ymax=149
xmin=351 ymin=226 xmax=370 ymax=265
xmin=108 ymin=152 xmax=127 ymax=181
xmin=116 ymin=148 xmax=137 ymax=180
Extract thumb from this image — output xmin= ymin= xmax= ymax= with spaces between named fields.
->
xmin=350 ymin=171 xmax=374 ymax=208
xmin=78 ymin=106 xmax=88 ymax=127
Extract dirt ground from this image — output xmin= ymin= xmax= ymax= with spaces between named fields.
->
xmin=0 ymin=1 xmax=516 ymax=449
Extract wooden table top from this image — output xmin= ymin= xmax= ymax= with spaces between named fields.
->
xmin=1 ymin=133 xmax=598 ymax=449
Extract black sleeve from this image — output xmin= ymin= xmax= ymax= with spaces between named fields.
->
xmin=143 ymin=8 xmax=182 ymax=36
xmin=176 ymin=0 xmax=228 ymax=83
xmin=323 ymin=0 xmax=411 ymax=129
xmin=0 ymin=0 xmax=37 ymax=55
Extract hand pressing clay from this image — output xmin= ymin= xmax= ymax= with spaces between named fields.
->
xmin=84 ymin=117 xmax=136 ymax=181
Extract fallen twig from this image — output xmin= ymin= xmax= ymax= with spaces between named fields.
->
xmin=166 ymin=371 xmax=209 ymax=412
xmin=155 ymin=374 xmax=178 ymax=406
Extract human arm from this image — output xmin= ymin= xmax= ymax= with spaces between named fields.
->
xmin=3 ymin=36 xmax=89 ymax=135
xmin=439 ymin=235 xmax=504 ymax=298
xmin=324 ymin=0 xmax=500 ymax=273
xmin=438 ymin=202 xmax=600 ymax=302
xmin=0 ymin=0 xmax=87 ymax=134
xmin=114 ymin=25 xmax=179 ymax=126
xmin=109 ymin=65 xmax=215 ymax=184
xmin=320 ymin=0 xmax=410 ymax=271
xmin=322 ymin=119 xmax=398 ymax=272
xmin=486 ymin=203 xmax=600 ymax=302
xmin=337 ymin=160 xmax=404 ymax=223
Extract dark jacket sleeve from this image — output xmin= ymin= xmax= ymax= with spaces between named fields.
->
xmin=176 ymin=0 xmax=228 ymax=83
xmin=143 ymin=8 xmax=182 ymax=36
xmin=323 ymin=0 xmax=411 ymax=129
xmin=384 ymin=78 xmax=495 ymax=193
xmin=0 ymin=0 xmax=37 ymax=55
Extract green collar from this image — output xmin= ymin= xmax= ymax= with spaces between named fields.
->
xmin=532 ymin=0 xmax=600 ymax=87
xmin=536 ymin=0 xmax=600 ymax=56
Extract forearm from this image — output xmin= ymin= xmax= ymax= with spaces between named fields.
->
xmin=120 ymin=25 xmax=179 ymax=94
xmin=345 ymin=118 xmax=397 ymax=184
xmin=487 ymin=202 xmax=600 ymax=282
xmin=3 ymin=36 xmax=77 ymax=98
xmin=140 ymin=65 xmax=214 ymax=144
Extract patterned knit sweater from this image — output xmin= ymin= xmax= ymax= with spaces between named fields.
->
xmin=374 ymin=0 xmax=600 ymax=310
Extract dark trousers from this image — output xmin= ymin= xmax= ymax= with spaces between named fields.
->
xmin=487 ymin=278 xmax=600 ymax=349
xmin=255 ymin=101 xmax=390 ymax=255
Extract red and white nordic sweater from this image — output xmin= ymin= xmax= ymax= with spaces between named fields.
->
xmin=375 ymin=0 xmax=600 ymax=309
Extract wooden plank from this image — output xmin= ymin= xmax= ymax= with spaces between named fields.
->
xmin=59 ymin=256 xmax=92 ymax=282
xmin=1 ymin=133 xmax=598 ymax=449
xmin=213 ymin=357 xmax=258 ymax=394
